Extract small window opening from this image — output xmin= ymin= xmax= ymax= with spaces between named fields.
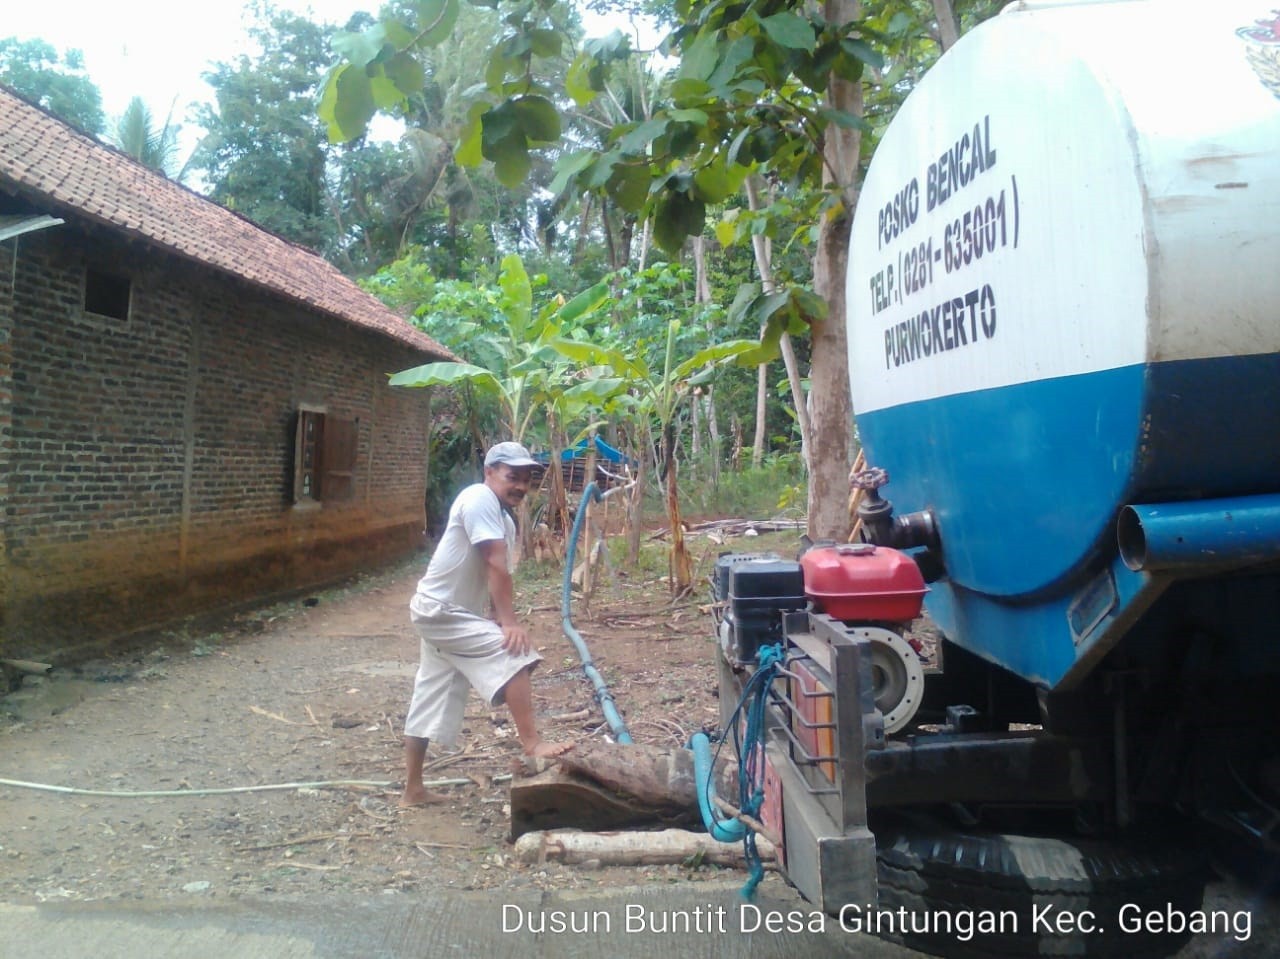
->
xmin=85 ymin=268 xmax=131 ymax=319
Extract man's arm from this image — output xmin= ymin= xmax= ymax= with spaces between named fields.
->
xmin=477 ymin=538 xmax=530 ymax=655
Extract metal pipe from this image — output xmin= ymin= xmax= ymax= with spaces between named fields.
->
xmin=1117 ymin=493 xmax=1280 ymax=572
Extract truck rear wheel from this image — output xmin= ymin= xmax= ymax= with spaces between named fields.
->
xmin=871 ymin=813 xmax=1209 ymax=958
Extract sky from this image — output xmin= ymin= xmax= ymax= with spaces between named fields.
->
xmin=3 ymin=0 xmax=653 ymax=165
xmin=5 ymin=1 xmax=371 ymax=122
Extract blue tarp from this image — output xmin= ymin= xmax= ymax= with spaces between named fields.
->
xmin=535 ymin=437 xmax=635 ymax=466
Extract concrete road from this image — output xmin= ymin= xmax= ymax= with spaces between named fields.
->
xmin=0 ymin=881 xmax=919 ymax=959
xmin=3 ymin=874 xmax=1274 ymax=959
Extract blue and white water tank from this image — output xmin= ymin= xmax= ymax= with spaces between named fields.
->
xmin=846 ymin=0 xmax=1280 ymax=686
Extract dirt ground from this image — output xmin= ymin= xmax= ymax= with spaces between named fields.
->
xmin=2 ymin=529 xmax=1279 ymax=959
xmin=0 ymin=534 xmax=757 ymax=905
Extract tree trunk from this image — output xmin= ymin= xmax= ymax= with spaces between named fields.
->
xmin=692 ymin=235 xmax=720 ymax=485
xmin=933 ymin=0 xmax=961 ymax=51
xmin=581 ymin=442 xmax=600 ymax=596
xmin=543 ymin=421 xmax=568 ymax=564
xmin=602 ymin=196 xmax=618 ymax=269
xmin=705 ymin=388 xmax=721 ymax=487
xmin=573 ymin=192 xmax=594 ymax=265
xmin=690 ymin=387 xmax=701 ymax=460
xmin=806 ymin=0 xmax=863 ymax=542
xmin=693 ymin=234 xmax=713 ymax=302
xmin=635 ymin=217 xmax=652 ymax=271
xmin=753 ymin=363 xmax=768 ymax=468
xmin=744 ymin=174 xmax=811 ymax=469
xmin=625 ymin=427 xmax=648 ymax=566
xmin=778 ymin=332 xmax=810 ymax=468
xmin=464 ymin=383 xmax=486 ymax=478
xmin=664 ymin=421 xmax=693 ymax=594
xmin=745 ymin=176 xmax=771 ymax=470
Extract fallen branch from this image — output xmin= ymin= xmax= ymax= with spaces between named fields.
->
xmin=415 ymin=840 xmax=477 ymax=853
xmin=513 ymin=828 xmax=774 ymax=867
xmin=626 ymin=718 xmax=689 ymax=744
xmin=712 ymin=796 xmax=782 ymax=848
xmin=355 ymin=804 xmax=396 ymax=823
xmin=0 ymin=777 xmax=393 ymax=798
xmin=249 ymin=705 xmax=318 ymax=727
xmin=424 ymin=743 xmax=500 ymax=772
xmin=245 ymin=831 xmax=370 ymax=852
xmin=648 ymin=518 xmax=806 ymax=541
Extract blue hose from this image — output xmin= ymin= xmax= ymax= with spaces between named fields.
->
xmin=690 ymin=643 xmax=785 ymax=898
xmin=690 ymin=731 xmax=745 ymax=842
xmin=561 ymin=480 xmax=633 ymax=745
xmin=559 ymin=478 xmax=773 ymax=895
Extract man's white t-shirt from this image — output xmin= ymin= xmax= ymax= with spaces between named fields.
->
xmin=411 ymin=483 xmax=515 ymax=617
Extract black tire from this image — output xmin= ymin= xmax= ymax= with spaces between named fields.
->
xmin=870 ymin=815 xmax=1209 ymax=959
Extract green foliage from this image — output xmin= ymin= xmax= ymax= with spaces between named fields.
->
xmin=319 ymin=0 xmax=463 ymax=143
xmin=388 ymin=253 xmax=609 ymax=444
xmin=189 ymin=7 xmax=347 ymax=253
xmin=320 ymin=0 xmax=887 ymax=357
xmin=0 ymin=37 xmax=105 ymax=135
xmin=553 ymin=319 xmax=766 ymax=437
xmin=315 ymin=0 xmax=1005 ymax=517
xmin=680 ymin=451 xmax=807 ymax=518
xmin=110 ymin=97 xmax=185 ymax=180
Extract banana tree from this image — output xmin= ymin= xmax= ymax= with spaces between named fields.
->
xmin=554 ymin=321 xmax=768 ymax=595
xmin=389 ymin=253 xmax=608 ymax=554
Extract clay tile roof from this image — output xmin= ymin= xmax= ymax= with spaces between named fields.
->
xmin=0 ymin=85 xmax=454 ymax=361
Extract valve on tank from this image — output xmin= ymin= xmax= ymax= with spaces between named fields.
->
xmin=852 ymin=467 xmax=945 ymax=581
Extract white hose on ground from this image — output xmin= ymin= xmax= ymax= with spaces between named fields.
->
xmin=0 ymin=775 xmax=510 ymax=798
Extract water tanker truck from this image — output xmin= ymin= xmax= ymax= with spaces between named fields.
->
xmin=714 ymin=2 xmax=1280 ymax=955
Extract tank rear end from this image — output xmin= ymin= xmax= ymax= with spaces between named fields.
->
xmin=846 ymin=0 xmax=1280 ymax=689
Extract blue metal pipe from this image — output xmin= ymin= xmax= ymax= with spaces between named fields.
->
xmin=1118 ymin=493 xmax=1280 ymax=572
xmin=561 ymin=480 xmax=633 ymax=744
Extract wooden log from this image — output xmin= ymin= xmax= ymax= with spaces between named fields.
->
xmin=510 ymin=765 xmax=698 ymax=839
xmin=1 ymin=658 xmax=53 ymax=676
xmin=518 ymin=742 xmax=737 ymax=808
xmin=509 ymin=743 xmax=740 ymax=839
xmin=513 ymin=827 xmax=775 ymax=867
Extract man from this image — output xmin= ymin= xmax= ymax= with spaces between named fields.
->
xmin=401 ymin=441 xmax=572 ymax=807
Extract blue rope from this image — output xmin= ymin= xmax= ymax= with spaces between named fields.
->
xmin=691 ymin=642 xmax=784 ymax=898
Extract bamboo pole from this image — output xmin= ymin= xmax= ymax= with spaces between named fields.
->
xmin=846 ymin=448 xmax=867 ymax=542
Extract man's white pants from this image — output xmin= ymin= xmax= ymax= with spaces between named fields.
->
xmin=404 ymin=599 xmax=542 ymax=747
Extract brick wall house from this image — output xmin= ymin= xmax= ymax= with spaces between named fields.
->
xmin=0 ymin=86 xmax=454 ymax=661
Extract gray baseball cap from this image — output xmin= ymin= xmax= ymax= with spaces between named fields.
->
xmin=484 ymin=441 xmax=539 ymax=468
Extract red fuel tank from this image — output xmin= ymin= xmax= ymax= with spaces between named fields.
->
xmin=799 ymin=543 xmax=927 ymax=622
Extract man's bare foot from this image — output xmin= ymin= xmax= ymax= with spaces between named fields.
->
xmin=399 ymin=786 xmax=448 ymax=808
xmin=524 ymin=740 xmax=575 ymax=759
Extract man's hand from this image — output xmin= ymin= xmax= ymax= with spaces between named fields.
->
xmin=477 ymin=538 xmax=527 ymax=655
xmin=500 ymin=622 xmax=531 ymax=656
